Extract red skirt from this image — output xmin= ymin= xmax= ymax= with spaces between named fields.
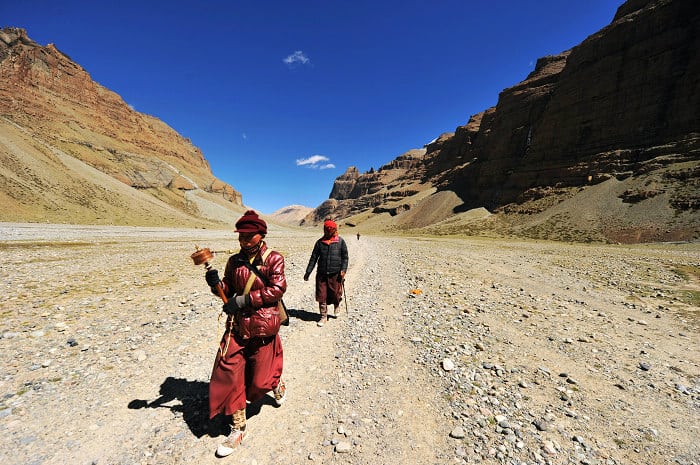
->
xmin=209 ymin=329 xmax=283 ymax=418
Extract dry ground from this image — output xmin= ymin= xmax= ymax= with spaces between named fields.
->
xmin=0 ymin=223 xmax=698 ymax=465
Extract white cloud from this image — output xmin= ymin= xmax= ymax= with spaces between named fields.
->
xmin=296 ymin=155 xmax=334 ymax=169
xmin=283 ymin=50 xmax=310 ymax=67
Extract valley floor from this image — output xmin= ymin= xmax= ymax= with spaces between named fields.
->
xmin=0 ymin=223 xmax=698 ymax=465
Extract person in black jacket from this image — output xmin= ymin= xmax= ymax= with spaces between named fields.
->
xmin=303 ymin=219 xmax=349 ymax=326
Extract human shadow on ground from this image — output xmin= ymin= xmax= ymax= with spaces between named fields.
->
xmin=128 ymin=377 xmax=224 ymax=438
xmin=286 ymin=307 xmax=320 ymax=322
xmin=128 ymin=376 xmax=281 ymax=438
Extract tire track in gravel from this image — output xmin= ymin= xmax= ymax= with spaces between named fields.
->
xmin=315 ymin=236 xmax=450 ymax=465
xmin=226 ymin=234 xmax=450 ymax=465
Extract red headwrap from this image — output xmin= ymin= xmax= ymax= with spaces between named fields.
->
xmin=323 ymin=219 xmax=337 ymax=230
xmin=235 ymin=210 xmax=267 ymax=234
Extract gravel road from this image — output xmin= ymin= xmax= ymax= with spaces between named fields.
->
xmin=0 ymin=223 xmax=698 ymax=465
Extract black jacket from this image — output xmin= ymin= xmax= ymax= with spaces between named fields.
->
xmin=305 ymin=236 xmax=348 ymax=276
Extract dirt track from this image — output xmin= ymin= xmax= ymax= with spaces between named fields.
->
xmin=0 ymin=223 xmax=698 ymax=465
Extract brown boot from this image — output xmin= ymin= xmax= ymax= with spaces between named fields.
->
xmin=216 ymin=408 xmax=247 ymax=457
xmin=317 ymin=303 xmax=328 ymax=327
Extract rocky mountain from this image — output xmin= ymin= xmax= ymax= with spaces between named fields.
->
xmin=306 ymin=0 xmax=700 ymax=243
xmin=0 ymin=27 xmax=244 ymax=227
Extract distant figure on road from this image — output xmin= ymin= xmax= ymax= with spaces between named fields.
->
xmin=203 ymin=210 xmax=287 ymax=457
xmin=304 ymin=219 xmax=349 ymax=327
xmin=357 ymin=232 xmax=360 ymax=240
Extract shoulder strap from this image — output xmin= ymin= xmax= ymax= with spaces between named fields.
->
xmin=243 ymin=273 xmax=256 ymax=295
xmin=261 ymin=247 xmax=273 ymax=262
xmin=243 ymin=248 xmax=274 ymax=294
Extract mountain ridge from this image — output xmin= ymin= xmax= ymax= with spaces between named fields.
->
xmin=1 ymin=0 xmax=699 ymax=243
xmin=304 ymin=0 xmax=699 ymax=243
xmin=0 ymin=27 xmax=244 ymax=227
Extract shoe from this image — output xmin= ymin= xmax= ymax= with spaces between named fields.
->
xmin=317 ymin=315 xmax=327 ymax=327
xmin=273 ymin=379 xmax=287 ymax=406
xmin=216 ymin=426 xmax=247 ymax=457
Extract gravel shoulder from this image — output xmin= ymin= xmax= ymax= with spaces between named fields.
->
xmin=0 ymin=224 xmax=698 ymax=465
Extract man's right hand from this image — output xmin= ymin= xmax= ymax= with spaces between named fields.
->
xmin=303 ymin=272 xmax=310 ymax=282
xmin=205 ymin=269 xmax=221 ymax=287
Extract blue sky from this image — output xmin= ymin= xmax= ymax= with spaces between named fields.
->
xmin=3 ymin=1 xmax=622 ymax=214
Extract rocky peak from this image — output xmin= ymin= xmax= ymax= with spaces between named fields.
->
xmin=519 ymin=52 xmax=570 ymax=87
xmin=0 ymin=27 xmax=36 ymax=50
xmin=614 ymin=0 xmax=656 ymax=19
xmin=329 ymin=166 xmax=361 ymax=200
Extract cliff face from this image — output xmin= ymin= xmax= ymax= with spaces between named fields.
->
xmin=312 ymin=0 xmax=699 ymax=242
xmin=0 ymin=27 xmax=242 ymax=226
xmin=448 ymin=0 xmax=700 ymax=210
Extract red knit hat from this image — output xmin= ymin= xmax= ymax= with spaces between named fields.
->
xmin=235 ymin=210 xmax=267 ymax=234
xmin=323 ymin=219 xmax=337 ymax=230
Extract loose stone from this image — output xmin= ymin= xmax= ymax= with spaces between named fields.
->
xmin=442 ymin=358 xmax=455 ymax=371
xmin=334 ymin=441 xmax=352 ymax=453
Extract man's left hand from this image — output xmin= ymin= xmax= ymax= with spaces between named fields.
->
xmin=222 ymin=294 xmax=250 ymax=315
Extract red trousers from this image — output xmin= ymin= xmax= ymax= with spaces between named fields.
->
xmin=315 ymin=273 xmax=343 ymax=306
xmin=209 ymin=330 xmax=283 ymax=418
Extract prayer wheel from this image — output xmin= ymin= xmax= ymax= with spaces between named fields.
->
xmin=190 ymin=246 xmax=215 ymax=267
xmin=191 ymin=245 xmax=228 ymax=303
